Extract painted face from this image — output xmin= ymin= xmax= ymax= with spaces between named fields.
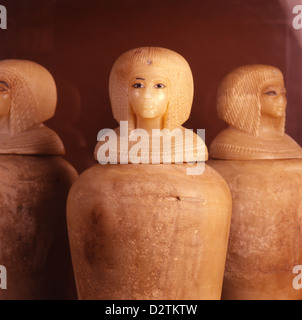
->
xmin=260 ymin=79 xmax=287 ymax=118
xmin=129 ymin=68 xmax=169 ymax=120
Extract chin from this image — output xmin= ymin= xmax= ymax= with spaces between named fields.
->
xmin=142 ymin=112 xmax=156 ymax=118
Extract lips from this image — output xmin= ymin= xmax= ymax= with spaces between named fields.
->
xmin=143 ymin=107 xmax=155 ymax=113
xmin=143 ymin=102 xmax=156 ymax=110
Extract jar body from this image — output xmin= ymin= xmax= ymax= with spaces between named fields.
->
xmin=67 ymin=163 xmax=232 ymax=300
xmin=0 ymin=155 xmax=78 ymax=300
xmin=208 ymin=159 xmax=302 ymax=300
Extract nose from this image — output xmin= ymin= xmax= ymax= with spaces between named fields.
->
xmin=278 ymin=94 xmax=286 ymax=106
xmin=144 ymin=86 xmax=152 ymax=99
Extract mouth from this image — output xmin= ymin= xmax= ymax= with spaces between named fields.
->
xmin=143 ymin=107 xmax=155 ymax=113
xmin=143 ymin=104 xmax=155 ymax=110
xmin=275 ymin=108 xmax=285 ymax=116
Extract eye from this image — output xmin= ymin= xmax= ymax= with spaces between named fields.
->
xmin=132 ymin=83 xmax=145 ymax=89
xmin=154 ymin=83 xmax=166 ymax=89
xmin=265 ymin=90 xmax=277 ymax=96
xmin=0 ymin=81 xmax=9 ymax=93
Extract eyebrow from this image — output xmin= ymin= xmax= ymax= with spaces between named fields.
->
xmin=136 ymin=77 xmax=145 ymax=81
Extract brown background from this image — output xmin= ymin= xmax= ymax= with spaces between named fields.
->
xmin=0 ymin=0 xmax=301 ymax=173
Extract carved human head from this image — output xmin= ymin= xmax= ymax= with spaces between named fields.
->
xmin=217 ymin=64 xmax=285 ymax=136
xmin=109 ymin=47 xmax=194 ymax=131
xmin=0 ymin=59 xmax=57 ymax=136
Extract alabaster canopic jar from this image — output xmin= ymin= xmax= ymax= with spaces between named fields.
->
xmin=67 ymin=47 xmax=232 ymax=300
xmin=0 ymin=60 xmax=78 ymax=300
xmin=208 ymin=64 xmax=302 ymax=300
